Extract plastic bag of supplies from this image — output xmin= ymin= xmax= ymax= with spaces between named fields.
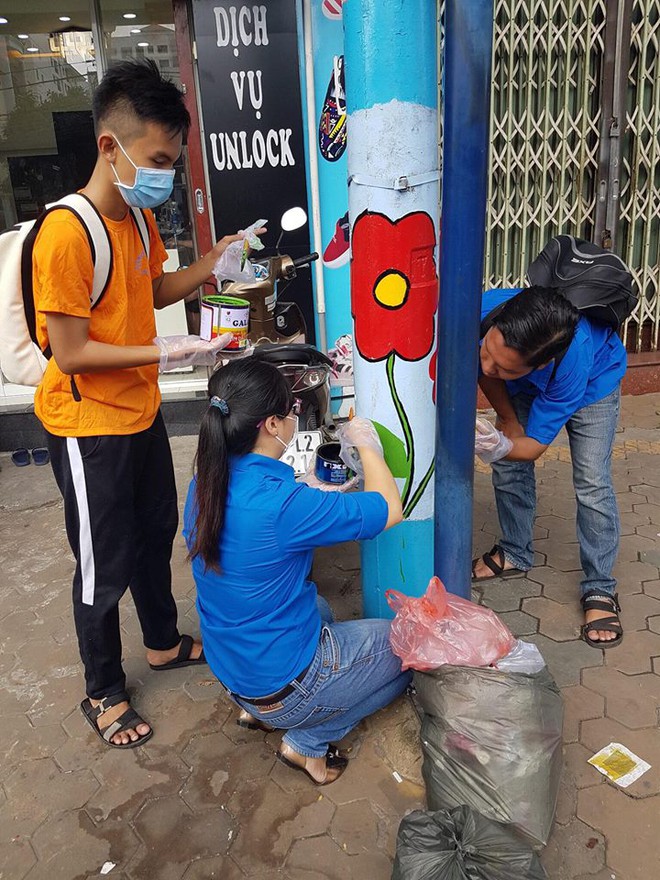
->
xmin=386 ymin=577 xmax=515 ymax=670
xmin=414 ymin=663 xmax=563 ymax=848
xmin=392 ymin=805 xmax=547 ymax=880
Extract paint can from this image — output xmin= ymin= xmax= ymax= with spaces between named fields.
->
xmin=314 ymin=442 xmax=351 ymax=485
xmin=200 ymin=295 xmax=250 ymax=350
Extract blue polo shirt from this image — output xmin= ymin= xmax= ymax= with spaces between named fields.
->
xmin=183 ymin=454 xmax=388 ymax=698
xmin=482 ymin=288 xmax=627 ymax=445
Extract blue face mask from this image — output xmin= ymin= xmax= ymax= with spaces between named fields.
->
xmin=111 ymin=136 xmax=175 ymax=209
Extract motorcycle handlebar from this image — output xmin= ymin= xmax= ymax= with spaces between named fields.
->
xmin=292 ymin=253 xmax=319 ymax=268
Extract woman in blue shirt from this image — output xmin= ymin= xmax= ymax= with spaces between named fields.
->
xmin=184 ymin=358 xmax=411 ymax=785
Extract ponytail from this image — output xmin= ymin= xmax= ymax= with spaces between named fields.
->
xmin=188 ymin=406 xmax=229 ymax=571
xmin=188 ymin=357 xmax=293 ymax=571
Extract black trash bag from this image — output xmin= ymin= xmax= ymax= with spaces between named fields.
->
xmin=415 ymin=665 xmax=563 ymax=848
xmin=392 ymin=806 xmax=546 ymax=880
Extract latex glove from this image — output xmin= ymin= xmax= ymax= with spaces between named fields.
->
xmin=475 ymin=417 xmax=513 ymax=464
xmin=337 ymin=416 xmax=383 ymax=479
xmin=154 ymin=333 xmax=233 ymax=373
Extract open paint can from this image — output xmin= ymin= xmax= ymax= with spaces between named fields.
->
xmin=314 ymin=442 xmax=351 ymax=485
xmin=200 ymin=295 xmax=249 ymax=350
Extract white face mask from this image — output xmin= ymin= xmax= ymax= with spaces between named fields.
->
xmin=275 ymin=414 xmax=299 ymax=453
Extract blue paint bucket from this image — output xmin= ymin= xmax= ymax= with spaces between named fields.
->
xmin=314 ymin=442 xmax=351 ymax=485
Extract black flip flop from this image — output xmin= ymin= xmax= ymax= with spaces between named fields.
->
xmin=581 ymin=591 xmax=623 ymax=650
xmin=472 ymin=544 xmax=527 ymax=582
xmin=31 ymin=447 xmax=50 ymax=466
xmin=149 ymin=633 xmax=206 ymax=671
xmin=276 ymin=747 xmax=349 ymax=786
xmin=11 ymin=448 xmax=30 ymax=467
xmin=80 ymin=692 xmax=153 ymax=749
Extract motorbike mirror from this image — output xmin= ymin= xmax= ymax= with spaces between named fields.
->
xmin=280 ymin=207 xmax=307 ymax=232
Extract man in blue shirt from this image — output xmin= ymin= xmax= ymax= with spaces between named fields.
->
xmin=473 ymin=286 xmax=627 ymax=648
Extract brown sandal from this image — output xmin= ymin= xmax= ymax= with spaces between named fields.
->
xmin=581 ymin=592 xmax=623 ymax=649
xmin=276 ymin=746 xmax=348 ymax=785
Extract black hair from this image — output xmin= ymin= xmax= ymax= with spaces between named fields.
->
xmin=189 ymin=358 xmax=293 ymax=572
xmin=93 ymin=59 xmax=191 ymax=140
xmin=492 ymin=286 xmax=580 ymax=368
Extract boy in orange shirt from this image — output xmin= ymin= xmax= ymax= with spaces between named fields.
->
xmin=33 ymin=60 xmax=241 ymax=748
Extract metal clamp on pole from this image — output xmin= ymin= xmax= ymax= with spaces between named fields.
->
xmin=348 ymin=170 xmax=440 ymax=192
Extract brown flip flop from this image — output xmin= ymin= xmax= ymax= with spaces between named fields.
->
xmin=472 ymin=544 xmax=527 ymax=582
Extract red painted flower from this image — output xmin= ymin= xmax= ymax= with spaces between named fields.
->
xmin=429 ymin=345 xmax=437 ymax=403
xmin=351 ymin=211 xmax=438 ymax=362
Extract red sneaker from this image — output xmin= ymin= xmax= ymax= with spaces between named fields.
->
xmin=322 ymin=0 xmax=344 ymax=20
xmin=323 ymin=212 xmax=350 ymax=268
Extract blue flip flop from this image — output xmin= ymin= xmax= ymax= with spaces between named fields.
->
xmin=11 ymin=448 xmax=30 ymax=467
xmin=31 ymin=447 xmax=50 ymax=466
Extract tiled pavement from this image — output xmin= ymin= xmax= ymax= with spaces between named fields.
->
xmin=1 ymin=392 xmax=659 ymax=879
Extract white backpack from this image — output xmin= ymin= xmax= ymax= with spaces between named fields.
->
xmin=0 ymin=193 xmax=150 ymax=387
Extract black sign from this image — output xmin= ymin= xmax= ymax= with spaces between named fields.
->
xmin=192 ymin=0 xmax=315 ymax=341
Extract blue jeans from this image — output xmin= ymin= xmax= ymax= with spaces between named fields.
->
xmin=235 ymin=597 xmax=412 ymax=758
xmin=491 ymin=386 xmax=621 ymax=597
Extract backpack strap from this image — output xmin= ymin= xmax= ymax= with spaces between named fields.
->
xmin=129 ymin=207 xmax=151 ymax=261
xmin=22 ymin=194 xmax=114 ymax=359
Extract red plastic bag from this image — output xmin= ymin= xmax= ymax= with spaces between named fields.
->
xmin=386 ymin=577 xmax=515 ymax=671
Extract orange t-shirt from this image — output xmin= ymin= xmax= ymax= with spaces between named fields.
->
xmin=33 ymin=207 xmax=168 ymax=437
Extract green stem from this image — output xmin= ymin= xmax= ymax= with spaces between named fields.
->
xmin=386 ymin=352 xmax=415 ymax=509
xmin=403 ymin=459 xmax=435 ymax=520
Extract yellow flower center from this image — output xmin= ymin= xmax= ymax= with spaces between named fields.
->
xmin=373 ymin=270 xmax=410 ymax=309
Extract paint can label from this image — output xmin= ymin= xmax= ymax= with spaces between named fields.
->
xmin=200 ymin=295 xmax=250 ymax=349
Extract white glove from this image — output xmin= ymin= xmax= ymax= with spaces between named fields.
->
xmin=154 ymin=333 xmax=233 ymax=373
xmin=475 ymin=417 xmax=513 ymax=464
xmin=337 ymin=417 xmax=384 ymax=479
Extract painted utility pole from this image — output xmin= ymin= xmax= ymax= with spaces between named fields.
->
xmin=344 ymin=0 xmax=439 ymax=616
xmin=434 ymin=0 xmax=494 ymax=599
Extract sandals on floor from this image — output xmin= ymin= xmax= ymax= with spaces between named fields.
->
xmin=472 ymin=544 xmax=528 ymax=582
xmin=80 ymin=691 xmax=153 ymax=749
xmin=237 ymin=710 xmax=274 ymax=733
xmin=149 ymin=634 xmax=206 ymax=671
xmin=276 ymin=746 xmax=349 ymax=786
xmin=581 ymin=591 xmax=623 ymax=650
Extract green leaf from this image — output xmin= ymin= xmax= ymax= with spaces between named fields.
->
xmin=373 ymin=421 xmax=411 ymax=479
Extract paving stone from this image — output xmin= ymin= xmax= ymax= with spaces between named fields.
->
xmin=370 ymin=698 xmax=423 ymax=786
xmin=581 ymin=666 xmax=660 ymax=729
xmin=522 ymin=596 xmax=583 ymax=641
xmin=132 ymin=687 xmax=232 ymax=755
xmin=643 ymin=579 xmax=660 ymax=600
xmin=613 ymin=560 xmax=659 ymax=594
xmin=617 ymin=534 xmax=658 ymax=564
xmin=530 ymin=566 xmax=583 ymax=604
xmin=498 ymin=610 xmax=539 ymax=636
xmin=29 ymin=808 xmax=140 ymax=879
xmin=534 ymin=538 xmax=582 ymax=572
xmin=577 ymin=785 xmax=660 ymax=879
xmin=1 ymin=758 xmax=99 ymax=837
xmin=227 ymin=779 xmax=331 ymax=874
xmin=525 ymin=634 xmax=602 ymax=687
xmin=562 ymin=685 xmax=606 ymax=742
xmin=286 ymin=834 xmax=391 ymax=880
xmin=618 ymin=592 xmax=660 ymax=631
xmin=579 ymin=718 xmax=660 ymax=797
xmin=130 ymin=797 xmax=235 ymax=880
xmin=634 ymin=523 xmax=660 ymax=541
xmin=616 ymin=491 xmax=650 ymax=514
xmin=630 ymin=502 xmax=660 ymax=524
xmin=86 ymin=747 xmax=190 ymax=824
xmin=0 ymin=837 xmax=36 ymax=880
xmin=329 ymin=800 xmax=380 ymax=855
xmin=640 ymin=548 xmax=660 ymax=568
xmin=0 ymin=716 xmax=66 ymax=782
xmin=620 ymin=510 xmax=653 ymax=535
xmin=181 ymin=856 xmax=247 ymax=879
xmin=180 ymin=731 xmax=275 ymax=810
xmin=535 ymin=515 xmax=579 ymax=543
xmin=479 ymin=578 xmax=543 ymax=613
xmin=603 ymin=630 xmax=660 ymax=674
xmin=540 ymin=817 xmax=606 ymax=879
